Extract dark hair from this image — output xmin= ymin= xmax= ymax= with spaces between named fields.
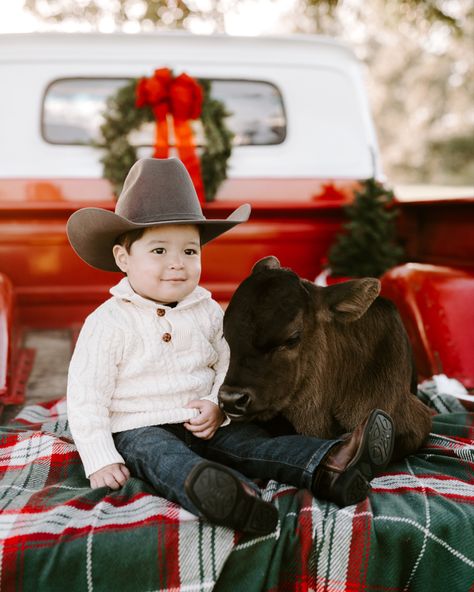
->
xmin=114 ymin=228 xmax=147 ymax=253
xmin=114 ymin=224 xmax=203 ymax=254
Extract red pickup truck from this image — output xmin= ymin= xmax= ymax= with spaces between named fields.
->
xmin=1 ymin=31 xmax=473 ymax=408
xmin=1 ymin=31 xmax=473 ymax=592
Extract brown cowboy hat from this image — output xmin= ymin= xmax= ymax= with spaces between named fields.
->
xmin=67 ymin=158 xmax=251 ymax=272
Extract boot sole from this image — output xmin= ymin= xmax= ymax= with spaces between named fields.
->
xmin=185 ymin=462 xmax=278 ymax=535
xmin=367 ymin=410 xmax=394 ymax=468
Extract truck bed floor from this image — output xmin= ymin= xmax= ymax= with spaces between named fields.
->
xmin=1 ymin=329 xmax=72 ymax=423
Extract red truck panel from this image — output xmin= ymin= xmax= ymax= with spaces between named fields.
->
xmin=0 ymin=273 xmax=13 ymax=398
xmin=381 ymin=264 xmax=474 ymax=389
xmin=396 ymin=198 xmax=474 ymax=269
xmin=0 ymin=178 xmax=351 ymax=328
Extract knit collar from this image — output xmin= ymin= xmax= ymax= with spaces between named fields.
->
xmin=110 ymin=277 xmax=211 ymax=311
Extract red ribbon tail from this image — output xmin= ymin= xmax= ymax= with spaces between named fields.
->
xmin=173 ymin=118 xmax=205 ymax=204
xmin=153 ymin=110 xmax=170 ymax=159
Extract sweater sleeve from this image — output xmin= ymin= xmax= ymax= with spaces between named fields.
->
xmin=67 ymin=308 xmax=126 ymax=478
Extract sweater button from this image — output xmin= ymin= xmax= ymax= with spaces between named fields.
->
xmin=162 ymin=332 xmax=172 ymax=342
xmin=157 ymin=308 xmax=166 ymax=317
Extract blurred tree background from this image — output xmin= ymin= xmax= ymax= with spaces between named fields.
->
xmin=24 ymin=0 xmax=474 ymax=186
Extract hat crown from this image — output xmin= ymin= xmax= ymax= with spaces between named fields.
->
xmin=115 ymin=158 xmax=205 ymax=224
xmin=66 ymin=157 xmax=251 ymax=272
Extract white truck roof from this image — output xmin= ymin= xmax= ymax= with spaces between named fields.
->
xmin=0 ymin=31 xmax=381 ymax=179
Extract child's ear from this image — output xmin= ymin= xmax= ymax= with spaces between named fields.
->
xmin=113 ymin=244 xmax=129 ymax=273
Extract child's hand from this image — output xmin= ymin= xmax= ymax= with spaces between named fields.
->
xmin=90 ymin=463 xmax=130 ymax=490
xmin=184 ymin=399 xmax=225 ymax=440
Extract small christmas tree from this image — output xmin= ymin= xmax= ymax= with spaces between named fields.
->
xmin=327 ymin=178 xmax=404 ymax=278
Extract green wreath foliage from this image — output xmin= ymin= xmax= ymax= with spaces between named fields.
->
xmin=96 ymin=78 xmax=233 ymax=201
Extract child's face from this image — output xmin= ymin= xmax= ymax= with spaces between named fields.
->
xmin=113 ymin=224 xmax=201 ymax=303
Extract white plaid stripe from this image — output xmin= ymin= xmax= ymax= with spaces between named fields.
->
xmin=14 ymin=398 xmax=67 ymax=423
xmin=373 ymin=474 xmax=474 ymax=497
xmin=0 ymin=494 xmax=185 ymax=538
xmin=0 ymin=434 xmax=74 ymax=469
xmin=315 ymin=503 xmax=355 ymax=591
xmin=179 ymin=514 xmax=235 ymax=590
xmin=403 ymin=458 xmax=431 ymax=591
xmin=0 ymin=439 xmax=52 ymax=512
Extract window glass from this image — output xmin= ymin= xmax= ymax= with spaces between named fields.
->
xmin=42 ymin=77 xmax=286 ymax=146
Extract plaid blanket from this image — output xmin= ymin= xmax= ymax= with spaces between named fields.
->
xmin=0 ymin=386 xmax=473 ymax=592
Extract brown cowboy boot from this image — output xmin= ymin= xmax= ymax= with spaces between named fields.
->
xmin=313 ymin=409 xmax=394 ymax=507
xmin=185 ymin=461 xmax=279 ymax=535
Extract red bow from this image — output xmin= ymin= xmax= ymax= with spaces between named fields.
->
xmin=136 ymin=68 xmax=205 ymax=203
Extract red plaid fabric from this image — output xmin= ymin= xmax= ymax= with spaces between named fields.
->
xmin=1 ymin=397 xmax=473 ymax=592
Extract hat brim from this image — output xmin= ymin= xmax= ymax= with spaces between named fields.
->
xmin=67 ymin=204 xmax=251 ymax=272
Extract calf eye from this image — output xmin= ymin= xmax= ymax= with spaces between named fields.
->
xmin=276 ymin=332 xmax=301 ymax=351
xmin=285 ymin=333 xmax=301 ymax=347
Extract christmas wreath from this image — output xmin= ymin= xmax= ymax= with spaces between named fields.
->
xmin=96 ymin=68 xmax=233 ymax=202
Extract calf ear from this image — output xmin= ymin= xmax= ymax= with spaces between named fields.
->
xmin=252 ymin=256 xmax=281 ymax=274
xmin=323 ymin=278 xmax=381 ymax=323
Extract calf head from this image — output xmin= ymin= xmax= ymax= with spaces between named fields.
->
xmin=219 ymin=256 xmax=381 ymax=422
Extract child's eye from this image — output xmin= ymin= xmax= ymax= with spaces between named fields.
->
xmin=184 ymin=249 xmax=199 ymax=256
xmin=151 ymin=248 xmax=166 ymax=255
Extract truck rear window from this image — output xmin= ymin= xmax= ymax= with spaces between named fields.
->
xmin=42 ymin=77 xmax=286 ymax=147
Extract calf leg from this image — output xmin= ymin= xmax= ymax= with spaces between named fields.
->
xmin=390 ymin=395 xmax=433 ymax=461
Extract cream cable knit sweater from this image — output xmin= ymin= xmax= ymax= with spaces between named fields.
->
xmin=67 ymin=277 xmax=230 ymax=477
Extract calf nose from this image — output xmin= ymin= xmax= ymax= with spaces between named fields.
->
xmin=218 ymin=389 xmax=251 ymax=414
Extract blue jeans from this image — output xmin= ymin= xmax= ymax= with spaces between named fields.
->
xmin=113 ymin=421 xmax=339 ymax=517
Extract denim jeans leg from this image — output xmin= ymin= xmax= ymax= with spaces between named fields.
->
xmin=204 ymin=422 xmax=341 ymax=490
xmin=113 ymin=424 xmax=206 ymax=516
xmin=113 ymin=424 xmax=262 ymax=516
